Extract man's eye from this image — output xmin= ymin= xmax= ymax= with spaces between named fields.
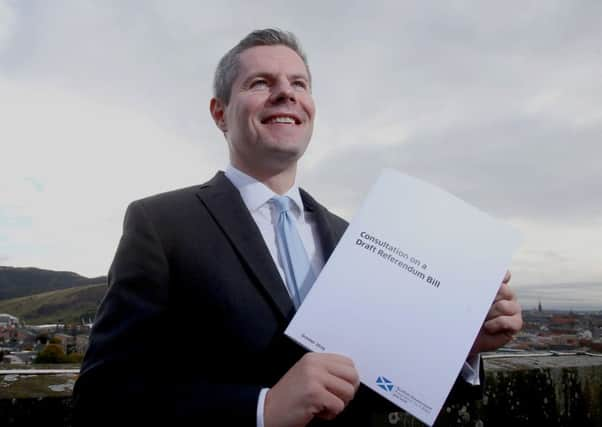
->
xmin=250 ymin=79 xmax=268 ymax=88
xmin=293 ymin=80 xmax=308 ymax=90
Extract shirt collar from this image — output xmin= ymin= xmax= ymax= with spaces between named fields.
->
xmin=224 ymin=165 xmax=304 ymax=215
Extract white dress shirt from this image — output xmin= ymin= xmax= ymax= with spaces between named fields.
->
xmin=223 ymin=165 xmax=479 ymax=427
xmin=224 ymin=165 xmax=325 ymax=289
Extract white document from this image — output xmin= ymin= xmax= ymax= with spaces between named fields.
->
xmin=285 ymin=169 xmax=522 ymax=426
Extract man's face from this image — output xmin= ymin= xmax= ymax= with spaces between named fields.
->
xmin=214 ymin=45 xmax=315 ymax=174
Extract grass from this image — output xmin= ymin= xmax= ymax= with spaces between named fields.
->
xmin=0 ymin=371 xmax=78 ymax=399
xmin=0 ymin=283 xmax=106 ymax=324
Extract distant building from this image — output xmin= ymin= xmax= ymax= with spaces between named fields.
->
xmin=75 ymin=335 xmax=89 ymax=354
xmin=1 ymin=351 xmax=37 ymax=365
xmin=549 ymin=314 xmax=578 ymax=334
xmin=15 ymin=329 xmax=36 ymax=348
xmin=1 ymin=354 xmax=24 ymax=364
xmin=29 ymin=324 xmax=66 ymax=333
xmin=0 ymin=314 xmax=19 ymax=327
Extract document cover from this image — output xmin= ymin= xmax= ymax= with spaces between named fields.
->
xmin=285 ymin=169 xmax=522 ymax=426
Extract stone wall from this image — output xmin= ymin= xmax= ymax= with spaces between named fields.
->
xmin=1 ymin=355 xmax=601 ymax=426
xmin=379 ymin=354 xmax=602 ymax=427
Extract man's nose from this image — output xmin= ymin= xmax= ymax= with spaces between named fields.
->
xmin=270 ymin=79 xmax=296 ymax=104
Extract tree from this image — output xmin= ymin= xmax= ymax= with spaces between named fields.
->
xmin=65 ymin=352 xmax=84 ymax=363
xmin=34 ymin=344 xmax=67 ymax=364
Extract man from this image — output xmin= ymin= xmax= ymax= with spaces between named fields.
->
xmin=73 ymin=29 xmax=522 ymax=426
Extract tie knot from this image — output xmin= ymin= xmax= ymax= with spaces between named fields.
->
xmin=271 ymin=195 xmax=292 ymax=214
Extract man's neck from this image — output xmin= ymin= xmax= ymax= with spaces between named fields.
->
xmin=230 ymin=161 xmax=297 ymax=195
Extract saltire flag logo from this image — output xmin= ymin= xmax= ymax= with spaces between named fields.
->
xmin=376 ymin=376 xmax=394 ymax=392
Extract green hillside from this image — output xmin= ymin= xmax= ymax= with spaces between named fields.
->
xmin=0 ymin=283 xmax=107 ymax=325
xmin=0 ymin=266 xmax=106 ymax=300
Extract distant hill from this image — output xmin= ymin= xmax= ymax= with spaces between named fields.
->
xmin=0 ymin=283 xmax=107 ymax=325
xmin=0 ymin=266 xmax=106 ymax=301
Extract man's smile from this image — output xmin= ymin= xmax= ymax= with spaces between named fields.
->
xmin=261 ymin=113 xmax=302 ymax=125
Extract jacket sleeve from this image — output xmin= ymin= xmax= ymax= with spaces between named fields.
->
xmin=72 ymin=200 xmax=261 ymax=425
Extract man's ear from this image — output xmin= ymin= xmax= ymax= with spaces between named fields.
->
xmin=210 ymin=97 xmax=227 ymax=133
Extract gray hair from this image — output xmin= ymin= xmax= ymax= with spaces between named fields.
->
xmin=213 ymin=28 xmax=311 ymax=104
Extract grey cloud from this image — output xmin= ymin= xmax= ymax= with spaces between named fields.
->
xmin=0 ymin=1 xmax=354 ymax=143
xmin=4 ymin=1 xmax=601 ymax=148
xmin=2 ymin=1 xmax=601 ymax=284
xmin=0 ymin=0 xmax=17 ymax=55
xmin=305 ymin=116 xmax=602 ymax=222
xmin=311 ymin=2 xmax=602 ymax=132
xmin=297 ymin=3 xmax=602 ymax=225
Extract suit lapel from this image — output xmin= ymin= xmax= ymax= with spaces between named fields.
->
xmin=300 ymin=188 xmax=339 ymax=261
xmin=197 ymin=172 xmax=295 ymax=322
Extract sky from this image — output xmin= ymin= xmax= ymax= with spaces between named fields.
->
xmin=1 ymin=1 xmax=601 ymax=309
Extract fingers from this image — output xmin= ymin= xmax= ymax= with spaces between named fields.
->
xmin=484 ymin=313 xmax=523 ymax=335
xmin=471 ymin=330 xmax=514 ymax=354
xmin=323 ymin=358 xmax=360 ymax=391
xmin=304 ymin=378 xmax=346 ymax=421
xmin=289 ymin=353 xmax=360 ymax=420
xmin=486 ymin=298 xmax=521 ymax=320
xmin=494 ymin=281 xmax=516 ymax=303
xmin=322 ymin=374 xmax=357 ymax=407
xmin=302 ymin=353 xmax=359 ymax=390
xmin=305 ymin=354 xmax=358 ymax=421
xmin=315 ymin=396 xmax=345 ymax=421
xmin=473 ymin=274 xmax=523 ymax=353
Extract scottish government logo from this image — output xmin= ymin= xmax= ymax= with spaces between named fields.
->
xmin=376 ymin=376 xmax=394 ymax=392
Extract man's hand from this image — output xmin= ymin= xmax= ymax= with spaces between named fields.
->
xmin=264 ymin=353 xmax=360 ymax=427
xmin=470 ymin=271 xmax=523 ymax=355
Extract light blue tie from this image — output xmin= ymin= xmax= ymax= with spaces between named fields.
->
xmin=272 ymin=195 xmax=316 ymax=308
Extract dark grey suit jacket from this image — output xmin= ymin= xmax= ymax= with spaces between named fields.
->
xmin=73 ymin=171 xmax=479 ymax=426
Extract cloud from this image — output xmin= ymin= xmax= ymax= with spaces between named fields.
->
xmin=304 ymin=117 xmax=602 ymax=223
xmin=1 ymin=0 xmax=601 ymax=289
xmin=0 ymin=0 xmax=17 ymax=54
